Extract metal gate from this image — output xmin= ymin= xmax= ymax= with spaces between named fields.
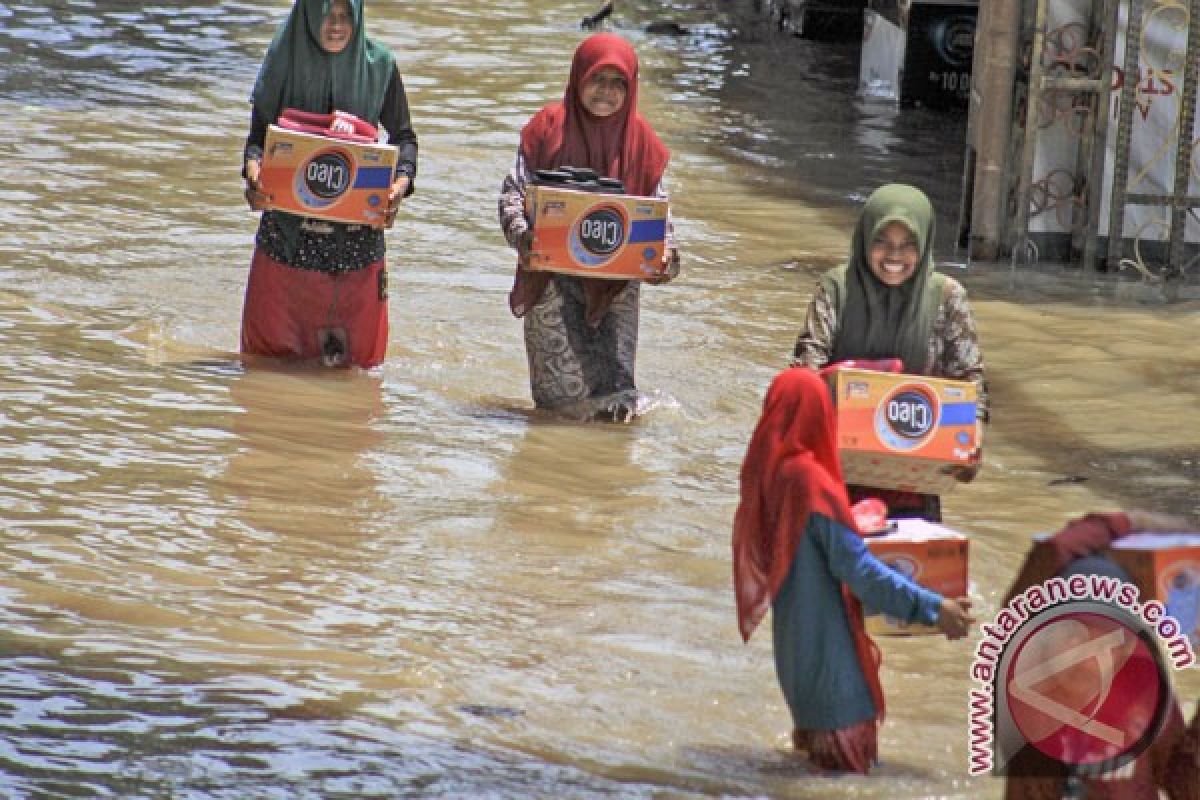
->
xmin=985 ymin=0 xmax=1200 ymax=284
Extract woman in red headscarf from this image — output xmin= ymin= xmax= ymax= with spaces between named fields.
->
xmin=497 ymin=33 xmax=678 ymax=420
xmin=733 ymin=368 xmax=973 ymax=773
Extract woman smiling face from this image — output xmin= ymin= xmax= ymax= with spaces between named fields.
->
xmin=319 ymin=0 xmax=354 ymax=54
xmin=867 ymin=220 xmax=920 ymax=287
xmin=579 ymin=66 xmax=629 ymax=118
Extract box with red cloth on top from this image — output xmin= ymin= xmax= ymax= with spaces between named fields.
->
xmin=524 ymin=166 xmax=668 ymax=280
xmin=822 ymin=360 xmax=979 ymax=494
xmin=258 ymin=108 xmax=398 ymax=227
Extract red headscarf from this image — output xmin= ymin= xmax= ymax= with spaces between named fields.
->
xmin=1002 ymin=513 xmax=1132 ymax=606
xmin=732 ymin=368 xmax=885 ymax=721
xmin=510 ymin=33 xmax=670 ymax=323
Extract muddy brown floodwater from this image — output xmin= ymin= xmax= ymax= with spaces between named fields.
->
xmin=0 ymin=1 xmax=1194 ymax=797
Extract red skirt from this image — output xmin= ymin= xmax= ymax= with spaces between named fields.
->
xmin=240 ymin=248 xmax=389 ymax=368
xmin=793 ymin=719 xmax=879 ymax=774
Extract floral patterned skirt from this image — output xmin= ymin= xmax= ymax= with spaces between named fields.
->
xmin=522 ymin=275 xmax=640 ymax=419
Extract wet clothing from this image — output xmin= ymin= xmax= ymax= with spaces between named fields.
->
xmin=241 ymin=248 xmax=388 ymax=367
xmin=498 ymin=151 xmax=675 ymax=415
xmin=240 ymin=0 xmax=417 ymax=368
xmin=521 ymin=273 xmax=641 ymax=416
xmin=773 ymin=514 xmax=941 ymax=731
xmin=498 ymin=34 xmax=676 ymax=413
xmin=734 ymin=369 xmax=935 ymax=774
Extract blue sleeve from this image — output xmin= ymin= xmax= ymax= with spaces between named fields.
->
xmin=812 ymin=516 xmax=944 ymax=626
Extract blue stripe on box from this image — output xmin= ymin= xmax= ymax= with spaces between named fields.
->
xmin=629 ymin=218 xmax=667 ymax=243
xmin=940 ymin=402 xmax=977 ymax=426
xmin=353 ymin=167 xmax=394 ymax=189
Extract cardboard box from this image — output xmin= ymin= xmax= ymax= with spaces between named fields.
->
xmin=1110 ymin=533 xmax=1200 ymax=648
xmin=525 ymin=185 xmax=668 ymax=280
xmin=864 ymin=517 xmax=968 ymax=635
xmin=826 ymin=367 xmax=979 ymax=494
xmin=259 ymin=124 xmax=398 ymax=227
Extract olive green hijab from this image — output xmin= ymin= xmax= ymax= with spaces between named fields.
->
xmin=251 ymin=0 xmax=394 ymax=128
xmin=820 ymin=184 xmax=946 ymax=373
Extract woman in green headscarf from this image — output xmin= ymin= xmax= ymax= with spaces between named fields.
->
xmin=240 ymin=0 xmax=418 ymax=368
xmin=792 ymin=184 xmax=987 ymax=521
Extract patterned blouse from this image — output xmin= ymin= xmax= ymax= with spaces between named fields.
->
xmin=792 ymin=276 xmax=990 ymax=419
xmin=498 ymin=151 xmax=678 ymax=273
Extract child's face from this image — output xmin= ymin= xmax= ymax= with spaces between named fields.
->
xmin=320 ymin=0 xmax=354 ymax=54
xmin=580 ymin=67 xmax=628 ymax=118
xmin=867 ymin=220 xmax=920 ymax=287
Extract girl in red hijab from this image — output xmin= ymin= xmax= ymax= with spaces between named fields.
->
xmin=733 ymin=368 xmax=973 ymax=773
xmin=497 ymin=33 xmax=679 ymax=420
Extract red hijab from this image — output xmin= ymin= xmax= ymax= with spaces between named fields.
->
xmin=1002 ymin=513 xmax=1132 ymax=606
xmin=732 ymin=368 xmax=885 ymax=720
xmin=510 ymin=33 xmax=670 ymax=323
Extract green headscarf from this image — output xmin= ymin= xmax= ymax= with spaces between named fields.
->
xmin=820 ymin=183 xmax=946 ymax=374
xmin=251 ymin=0 xmax=394 ymax=127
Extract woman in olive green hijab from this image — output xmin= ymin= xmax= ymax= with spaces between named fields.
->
xmin=240 ymin=0 xmax=419 ymax=369
xmin=792 ymin=184 xmax=987 ymax=521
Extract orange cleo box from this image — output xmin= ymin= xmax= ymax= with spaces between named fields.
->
xmin=825 ymin=367 xmax=979 ymax=493
xmin=524 ymin=185 xmax=668 ymax=280
xmin=864 ymin=517 xmax=969 ymax=635
xmin=259 ymin=125 xmax=398 ymax=227
xmin=1109 ymin=533 xmax=1200 ymax=648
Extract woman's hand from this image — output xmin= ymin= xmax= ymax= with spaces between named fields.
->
xmin=937 ymin=596 xmax=975 ymax=640
xmin=515 ymin=228 xmax=535 ymax=264
xmin=947 ymin=462 xmax=981 ymax=483
xmin=946 ymin=420 xmax=984 ymax=483
xmin=645 ymin=247 xmax=680 ymax=285
xmin=385 ymin=176 xmax=411 ymax=228
xmin=243 ymin=159 xmax=270 ymax=211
